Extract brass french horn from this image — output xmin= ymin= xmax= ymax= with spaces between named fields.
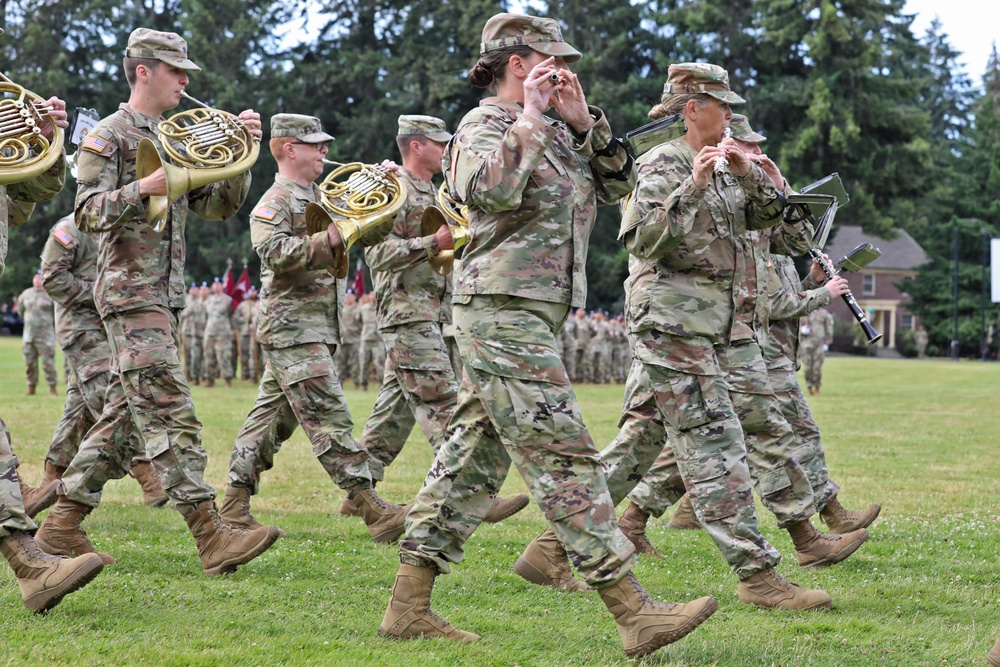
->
xmin=305 ymin=159 xmax=407 ymax=279
xmin=135 ymin=91 xmax=259 ymax=232
xmin=419 ymin=182 xmax=471 ymax=276
xmin=0 ymin=72 xmax=65 ymax=185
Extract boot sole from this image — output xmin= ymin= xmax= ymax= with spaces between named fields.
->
xmin=144 ymin=496 xmax=170 ymax=508
xmin=32 ymin=537 xmax=116 ymax=565
xmin=513 ymin=557 xmax=589 ymax=592
xmin=204 ymin=526 xmax=281 ymax=575
xmin=25 ymin=554 xmax=104 ymax=614
xmin=625 ymin=596 xmax=719 ymax=657
xmin=800 ymin=529 xmax=868 ymax=568
xmin=482 ymin=495 xmax=530 ymax=524
xmin=988 ymin=653 xmax=1000 ymax=667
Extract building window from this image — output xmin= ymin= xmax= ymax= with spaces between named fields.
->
xmin=902 ymin=313 xmax=913 ymax=329
xmin=862 ymin=273 xmax=876 ymax=296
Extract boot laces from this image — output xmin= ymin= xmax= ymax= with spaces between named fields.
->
xmin=17 ymin=533 xmax=59 ymax=564
xmin=766 ymin=568 xmax=797 ymax=591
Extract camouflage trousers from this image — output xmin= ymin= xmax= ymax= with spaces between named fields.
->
xmin=228 ymin=342 xmax=373 ymax=494
xmin=183 ymin=329 xmax=203 ymax=381
xmin=573 ymin=347 xmax=591 ymax=383
xmin=203 ymin=332 xmax=235 ymax=381
xmin=358 ymin=321 xmax=459 ymax=483
xmin=0 ymin=416 xmax=35 ymax=537
xmin=590 ymin=343 xmax=611 ymax=384
xmin=561 ymin=342 xmax=577 ymax=383
xmin=358 ymin=338 xmax=386 ymax=388
xmin=23 ymin=337 xmax=57 ymax=389
xmin=61 ymin=306 xmax=215 ymax=508
xmin=334 ymin=340 xmax=357 ymax=386
xmin=800 ymin=343 xmax=826 ymax=390
xmin=443 ymin=328 xmax=462 ymax=382
xmin=45 ymin=381 xmax=92 ymax=469
xmin=400 ymin=295 xmax=635 ymax=587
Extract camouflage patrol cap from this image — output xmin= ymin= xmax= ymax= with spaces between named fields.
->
xmin=480 ymin=13 xmax=581 ymax=63
xmin=663 ymin=63 xmax=745 ymax=105
xmin=270 ymin=113 xmax=335 ymax=143
xmin=397 ymin=115 xmax=452 ymax=143
xmin=730 ymin=114 xmax=766 ymax=143
xmin=125 ymin=28 xmax=201 ymax=72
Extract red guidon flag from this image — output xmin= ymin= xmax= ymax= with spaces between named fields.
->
xmin=226 ymin=266 xmax=252 ymax=313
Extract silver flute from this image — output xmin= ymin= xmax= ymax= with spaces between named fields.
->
xmin=714 ymin=127 xmax=732 ymax=174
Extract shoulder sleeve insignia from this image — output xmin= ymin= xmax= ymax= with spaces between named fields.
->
xmin=53 ymin=228 xmax=75 ymax=247
xmin=254 ymin=206 xmax=278 ymax=221
xmin=81 ymin=135 xmax=111 ymax=155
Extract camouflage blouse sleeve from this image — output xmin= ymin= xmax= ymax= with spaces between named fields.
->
xmin=75 ymin=130 xmax=145 ymax=233
xmin=188 ymin=171 xmax=252 ymax=222
xmin=6 ymin=198 xmax=35 ymax=228
xmin=6 ymin=152 xmax=67 ymax=207
xmin=618 ymin=145 xmax=707 ymax=260
xmin=736 ymin=164 xmax=785 ymax=230
xmin=364 ymin=208 xmax=438 ymax=273
xmin=768 ymin=261 xmax=831 ymax=321
xmin=569 ymin=106 xmax=636 ymax=206
xmin=250 ymin=195 xmax=337 ymax=275
xmin=451 ymin=111 xmax=558 ymax=213
xmin=40 ymin=226 xmax=94 ymax=309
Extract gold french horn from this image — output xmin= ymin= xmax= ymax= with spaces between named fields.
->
xmin=305 ymin=159 xmax=407 ymax=279
xmin=419 ymin=182 xmax=471 ymax=276
xmin=0 ymin=72 xmax=65 ymax=185
xmin=135 ymin=91 xmax=259 ymax=232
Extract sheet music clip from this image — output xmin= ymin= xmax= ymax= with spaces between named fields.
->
xmin=623 ymin=114 xmax=686 ymax=157
xmin=69 ymin=107 xmax=101 ymax=148
xmin=787 ymin=173 xmax=850 ymax=249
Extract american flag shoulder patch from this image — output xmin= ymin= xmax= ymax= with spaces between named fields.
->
xmin=81 ymin=135 xmax=110 ymax=154
xmin=53 ymin=228 xmax=75 ymax=247
xmin=254 ymin=206 xmax=278 ymax=221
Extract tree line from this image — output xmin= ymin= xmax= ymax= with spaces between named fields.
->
xmin=1 ymin=0 xmax=997 ymax=356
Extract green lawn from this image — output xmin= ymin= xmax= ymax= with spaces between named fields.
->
xmin=1 ymin=335 xmax=997 ymax=666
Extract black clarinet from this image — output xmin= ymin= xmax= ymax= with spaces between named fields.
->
xmin=809 ymin=247 xmax=882 ymax=345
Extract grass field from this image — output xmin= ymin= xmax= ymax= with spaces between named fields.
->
xmin=0 ymin=335 xmax=998 ymax=666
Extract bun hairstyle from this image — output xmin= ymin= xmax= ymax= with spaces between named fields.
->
xmin=648 ymin=92 xmax=713 ymax=120
xmin=468 ymin=45 xmax=534 ymax=89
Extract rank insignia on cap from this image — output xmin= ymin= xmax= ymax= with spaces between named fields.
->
xmin=254 ymin=206 xmax=277 ymax=220
xmin=53 ymin=229 xmax=74 ymax=247
xmin=81 ymin=135 xmax=110 ymax=154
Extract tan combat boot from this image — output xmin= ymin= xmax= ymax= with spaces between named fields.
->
xmin=482 ymin=494 xmax=530 ymax=524
xmin=819 ymin=496 xmax=881 ymax=534
xmin=49 ymin=385 xmax=58 ymax=396
xmin=183 ymin=500 xmax=280 ymax=575
xmin=204 ymin=378 xmax=215 ymax=388
xmin=34 ymin=497 xmax=116 ymax=565
xmin=339 ymin=495 xmax=360 ymax=517
xmin=219 ymin=486 xmax=286 ymax=538
xmin=348 ymin=486 xmax=410 ymax=543
xmin=738 ymin=566 xmax=832 ymax=610
xmin=618 ymin=502 xmax=663 ymax=558
xmin=667 ymin=494 xmax=702 ymax=530
xmin=513 ymin=527 xmax=589 ymax=592
xmin=0 ymin=531 xmax=104 ymax=613
xmin=379 ymin=563 xmax=480 ymax=642
xmin=787 ymin=519 xmax=868 ymax=568
xmin=597 ymin=572 xmax=717 ymax=657
xmin=19 ymin=477 xmax=59 ymax=519
xmin=128 ymin=461 xmax=169 ymax=508
xmin=988 ymin=635 xmax=1000 ymax=667
xmin=26 ymin=385 xmax=36 ymax=396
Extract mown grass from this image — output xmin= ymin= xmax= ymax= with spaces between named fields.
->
xmin=1 ymin=335 xmax=997 ymax=666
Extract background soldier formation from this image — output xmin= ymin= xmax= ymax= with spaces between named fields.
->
xmin=2 ymin=15 xmax=994 ymax=667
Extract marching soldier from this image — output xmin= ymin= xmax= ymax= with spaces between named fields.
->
xmin=800 ymin=306 xmax=835 ymax=394
xmin=17 ymin=273 xmax=58 ymax=396
xmin=351 ymin=114 xmax=527 ymax=523
xmin=203 ymin=278 xmax=235 ymax=387
xmin=335 ymin=290 xmax=360 ymax=388
xmin=36 ymin=28 xmax=280 ymax=575
xmin=233 ymin=286 xmax=259 ymax=381
xmin=0 ymin=83 xmax=104 ymax=612
xmin=180 ymin=283 xmax=206 ymax=384
xmin=357 ymin=291 xmax=384 ymax=390
xmin=220 ymin=113 xmax=410 ymax=544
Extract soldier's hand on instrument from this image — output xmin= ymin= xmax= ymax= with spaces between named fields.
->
xmin=138 ymin=167 xmax=168 ymax=198
xmin=723 ymin=140 xmax=752 ymax=177
xmin=549 ymin=71 xmax=593 ymax=136
xmin=378 ymin=159 xmax=400 ymax=174
xmin=523 ymin=57 xmax=558 ymax=119
xmin=756 ymin=154 xmax=784 ymax=190
xmin=693 ymin=146 xmax=725 ymax=190
xmin=39 ymin=96 xmax=69 ymax=141
xmin=435 ymin=223 xmax=455 ymax=251
xmin=809 ymin=255 xmax=833 ymax=283
xmin=327 ymin=221 xmax=344 ymax=249
xmin=237 ymin=110 xmax=263 ymax=139
xmin=824 ymin=275 xmax=850 ymax=298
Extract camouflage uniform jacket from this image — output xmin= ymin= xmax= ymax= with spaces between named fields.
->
xmin=364 ymin=168 xmax=452 ymax=329
xmin=17 ymin=287 xmax=55 ymax=344
xmin=203 ymin=293 xmax=234 ymax=336
xmin=359 ymin=302 xmax=379 ymax=342
xmin=801 ymin=308 xmax=835 ymax=348
xmin=0 ymin=155 xmax=67 ymax=275
xmin=251 ymin=175 xmax=344 ymax=349
xmin=619 ymin=136 xmax=806 ymax=370
xmin=443 ymin=97 xmax=634 ymax=308
xmin=341 ymin=302 xmax=362 ymax=341
xmin=40 ymin=215 xmax=103 ymax=350
xmin=232 ymin=298 xmax=255 ymax=335
xmin=180 ymin=296 xmax=205 ymax=337
xmin=764 ymin=253 xmax=831 ymax=374
xmin=575 ymin=315 xmax=593 ymax=347
xmin=75 ymin=103 xmax=251 ymax=318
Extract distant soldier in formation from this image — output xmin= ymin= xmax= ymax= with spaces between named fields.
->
xmin=589 ymin=310 xmax=612 ymax=384
xmin=180 ymin=282 xmax=205 ymax=384
xmin=914 ymin=324 xmax=929 ymax=359
xmin=335 ymin=290 xmax=361 ymax=388
xmin=203 ymin=278 xmax=235 ymax=387
xmin=559 ymin=307 xmax=577 ymax=380
xmin=573 ymin=307 xmax=592 ymax=382
xmin=221 ymin=113 xmax=410 ymax=544
xmin=17 ymin=273 xmax=58 ymax=396
xmin=357 ymin=291 xmax=385 ymax=390
xmin=233 ymin=286 xmax=259 ymax=381
xmin=800 ymin=306 xmax=835 ymax=394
